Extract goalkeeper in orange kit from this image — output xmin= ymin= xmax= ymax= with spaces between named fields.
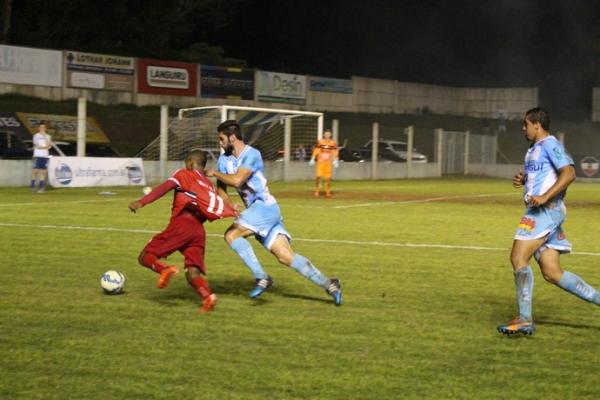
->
xmin=309 ymin=129 xmax=339 ymax=198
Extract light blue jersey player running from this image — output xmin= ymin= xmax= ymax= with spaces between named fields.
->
xmin=206 ymin=120 xmax=342 ymax=305
xmin=498 ymin=107 xmax=600 ymax=336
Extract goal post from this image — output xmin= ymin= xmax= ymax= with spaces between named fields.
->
xmin=138 ymin=105 xmax=324 ymax=181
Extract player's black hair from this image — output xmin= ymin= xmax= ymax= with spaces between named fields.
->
xmin=217 ymin=120 xmax=243 ymax=140
xmin=186 ymin=149 xmax=208 ymax=168
xmin=525 ymin=107 xmax=551 ymax=131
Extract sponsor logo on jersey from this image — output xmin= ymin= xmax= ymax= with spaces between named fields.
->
xmin=55 ymin=163 xmax=73 ymax=185
xmin=518 ymin=217 xmax=536 ymax=231
xmin=525 ymin=161 xmax=544 ymax=172
xmin=552 ymin=147 xmax=563 ymax=159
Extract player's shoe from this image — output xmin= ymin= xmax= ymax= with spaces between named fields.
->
xmin=36 ymin=188 xmax=46 ymax=193
xmin=249 ymin=276 xmax=273 ymax=298
xmin=325 ymin=192 xmax=332 ymax=199
xmin=326 ymin=278 xmax=342 ymax=306
xmin=314 ymin=190 xmax=320 ymax=198
xmin=157 ymin=266 xmax=178 ymax=289
xmin=497 ymin=317 xmax=535 ymax=336
xmin=200 ymin=294 xmax=217 ymax=313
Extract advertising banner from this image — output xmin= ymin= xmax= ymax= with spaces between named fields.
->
xmin=65 ymin=51 xmax=134 ymax=91
xmin=137 ymin=58 xmax=197 ymax=96
xmin=17 ymin=112 xmax=110 ymax=144
xmin=200 ymin=65 xmax=254 ymax=99
xmin=0 ymin=112 xmax=31 ymax=140
xmin=48 ymin=157 xmax=146 ymax=187
xmin=309 ymin=76 xmax=353 ymax=94
xmin=256 ymin=70 xmax=306 ymax=104
xmin=0 ymin=45 xmax=62 ymax=87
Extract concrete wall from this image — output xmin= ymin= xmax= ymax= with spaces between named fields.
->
xmin=1 ymin=76 xmax=536 ymax=120
xmin=0 ymin=159 xmax=443 ymax=187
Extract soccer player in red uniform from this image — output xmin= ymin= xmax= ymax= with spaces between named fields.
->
xmin=128 ymin=150 xmax=237 ymax=312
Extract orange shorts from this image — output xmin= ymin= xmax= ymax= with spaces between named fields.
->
xmin=316 ymin=162 xmax=333 ymax=178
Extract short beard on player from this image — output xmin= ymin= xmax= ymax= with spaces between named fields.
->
xmin=223 ymin=141 xmax=234 ymax=156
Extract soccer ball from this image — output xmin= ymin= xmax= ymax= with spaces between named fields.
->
xmin=142 ymin=186 xmax=152 ymax=195
xmin=101 ymin=270 xmax=125 ymax=294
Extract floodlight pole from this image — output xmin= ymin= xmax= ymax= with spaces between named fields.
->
xmin=332 ymin=119 xmax=339 ymax=144
xmin=464 ymin=130 xmax=470 ymax=175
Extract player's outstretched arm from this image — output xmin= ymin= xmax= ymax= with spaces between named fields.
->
xmin=128 ymin=180 xmax=176 ymax=213
xmin=206 ymin=167 xmax=252 ymax=189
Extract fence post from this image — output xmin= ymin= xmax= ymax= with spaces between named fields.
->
xmin=464 ymin=130 xmax=470 ymax=175
xmin=159 ymin=105 xmax=169 ymax=181
xmin=283 ymin=117 xmax=292 ymax=182
xmin=77 ymin=97 xmax=86 ymax=157
xmin=406 ymin=125 xmax=414 ymax=178
xmin=372 ymin=122 xmax=379 ymax=180
xmin=435 ymin=128 xmax=443 ymax=176
xmin=332 ymin=119 xmax=339 ymax=145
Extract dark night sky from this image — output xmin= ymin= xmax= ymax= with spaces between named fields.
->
xmin=211 ymin=0 xmax=600 ymax=121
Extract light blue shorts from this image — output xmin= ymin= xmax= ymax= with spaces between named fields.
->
xmin=236 ymin=201 xmax=291 ymax=250
xmin=514 ymin=206 xmax=572 ymax=259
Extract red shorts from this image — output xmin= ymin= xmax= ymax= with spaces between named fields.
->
xmin=143 ymin=212 xmax=207 ymax=273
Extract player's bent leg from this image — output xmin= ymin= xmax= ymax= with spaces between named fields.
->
xmin=538 ymin=248 xmax=600 ymax=306
xmin=270 ymin=235 xmax=342 ymax=305
xmin=137 ymin=251 xmax=179 ymax=288
xmin=186 ymin=266 xmax=217 ymax=312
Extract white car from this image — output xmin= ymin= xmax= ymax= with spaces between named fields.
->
xmin=363 ymin=139 xmax=428 ymax=163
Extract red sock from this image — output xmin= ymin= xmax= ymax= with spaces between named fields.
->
xmin=191 ymin=277 xmax=212 ymax=299
xmin=141 ymin=253 xmax=169 ymax=274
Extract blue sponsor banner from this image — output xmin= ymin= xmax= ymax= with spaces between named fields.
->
xmin=309 ymin=76 xmax=353 ymax=94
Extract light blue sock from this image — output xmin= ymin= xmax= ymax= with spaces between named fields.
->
xmin=515 ymin=266 xmax=534 ymax=321
xmin=290 ymin=254 xmax=329 ymax=288
xmin=230 ymin=238 xmax=268 ymax=280
xmin=557 ymin=271 xmax=600 ymax=305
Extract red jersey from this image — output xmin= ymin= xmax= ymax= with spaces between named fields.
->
xmin=140 ymin=168 xmax=236 ymax=222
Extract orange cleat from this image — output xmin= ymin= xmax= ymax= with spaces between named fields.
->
xmin=200 ymin=294 xmax=218 ymax=313
xmin=314 ymin=190 xmax=320 ymax=197
xmin=157 ymin=266 xmax=178 ymax=289
xmin=497 ymin=316 xmax=535 ymax=336
xmin=325 ymin=192 xmax=332 ymax=199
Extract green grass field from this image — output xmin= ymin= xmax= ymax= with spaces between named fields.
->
xmin=2 ymin=178 xmax=600 ymax=399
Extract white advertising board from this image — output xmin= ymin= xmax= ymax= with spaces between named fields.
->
xmin=48 ymin=157 xmax=146 ymax=187
xmin=0 ymin=45 xmax=62 ymax=87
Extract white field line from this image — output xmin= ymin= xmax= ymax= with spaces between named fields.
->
xmin=0 ymin=198 xmax=125 ymax=207
xmin=1 ymin=221 xmax=600 ymax=256
xmin=332 ymin=192 xmax=516 ymax=209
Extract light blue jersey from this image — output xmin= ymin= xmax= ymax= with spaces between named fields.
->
xmin=523 ymin=135 xmax=573 ymax=212
xmin=515 ymin=135 xmax=574 ymax=252
xmin=217 ymin=145 xmax=276 ymax=207
xmin=217 ymin=145 xmax=290 ymax=250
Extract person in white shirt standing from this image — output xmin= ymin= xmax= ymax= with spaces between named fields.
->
xmin=31 ymin=122 xmax=52 ymax=193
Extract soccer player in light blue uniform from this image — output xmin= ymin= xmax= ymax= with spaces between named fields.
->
xmin=206 ymin=120 xmax=342 ymax=305
xmin=498 ymin=107 xmax=600 ymax=335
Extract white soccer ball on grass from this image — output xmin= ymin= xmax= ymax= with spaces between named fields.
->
xmin=101 ymin=270 xmax=125 ymax=294
xmin=143 ymin=186 xmax=152 ymax=195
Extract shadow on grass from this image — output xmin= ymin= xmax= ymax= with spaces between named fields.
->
xmin=536 ymin=318 xmax=600 ymax=331
xmin=143 ymin=276 xmax=332 ymax=306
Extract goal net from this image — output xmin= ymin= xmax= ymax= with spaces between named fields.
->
xmin=137 ymin=106 xmax=323 ymax=166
